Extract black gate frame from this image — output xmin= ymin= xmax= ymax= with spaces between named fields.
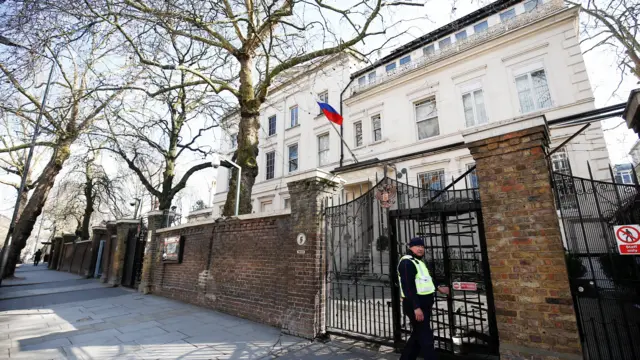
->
xmin=553 ymin=165 xmax=640 ymax=360
xmin=324 ymin=172 xmax=499 ymax=357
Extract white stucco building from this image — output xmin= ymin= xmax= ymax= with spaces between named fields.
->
xmin=211 ymin=0 xmax=611 ymax=216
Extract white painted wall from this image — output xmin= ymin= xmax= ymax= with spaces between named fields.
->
xmin=211 ymin=0 xmax=611 ymax=216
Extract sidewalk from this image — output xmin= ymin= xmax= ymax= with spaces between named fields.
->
xmin=0 ymin=264 xmax=398 ymax=359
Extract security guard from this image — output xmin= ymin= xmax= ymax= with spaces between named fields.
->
xmin=398 ymin=237 xmax=449 ymax=360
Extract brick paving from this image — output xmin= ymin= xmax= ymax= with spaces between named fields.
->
xmin=0 ymin=264 xmax=397 ymax=359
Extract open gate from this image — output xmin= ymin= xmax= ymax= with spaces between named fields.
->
xmin=324 ymin=172 xmax=498 ymax=357
xmin=554 ymin=169 xmax=640 ymax=360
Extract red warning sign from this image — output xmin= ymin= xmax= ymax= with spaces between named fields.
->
xmin=452 ymin=282 xmax=477 ymax=291
xmin=614 ymin=225 xmax=640 ymax=255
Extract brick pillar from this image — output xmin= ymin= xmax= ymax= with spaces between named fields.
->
xmin=138 ymin=211 xmax=165 ymax=294
xmin=48 ymin=236 xmax=63 ymax=270
xmin=285 ymin=171 xmax=342 ymax=339
xmin=462 ymin=115 xmax=581 ymax=359
xmin=100 ymin=222 xmax=116 ymax=283
xmin=108 ymin=219 xmax=139 ymax=286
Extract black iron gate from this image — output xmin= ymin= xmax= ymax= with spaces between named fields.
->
xmin=553 ymin=169 xmax=640 ymax=360
xmin=324 ymin=173 xmax=498 ymax=357
xmin=122 ymin=220 xmax=147 ymax=289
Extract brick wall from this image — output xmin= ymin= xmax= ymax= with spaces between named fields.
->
xmin=146 ymin=173 xmax=339 ymax=339
xmin=151 ymin=216 xmax=291 ymax=330
xmin=467 ymin=124 xmax=582 ymax=359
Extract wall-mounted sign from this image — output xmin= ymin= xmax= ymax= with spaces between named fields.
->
xmin=614 ymin=225 xmax=640 ymax=255
xmin=162 ymin=235 xmax=184 ymax=263
xmin=296 ymin=233 xmax=307 ymax=246
xmin=452 ymin=282 xmax=477 ymax=291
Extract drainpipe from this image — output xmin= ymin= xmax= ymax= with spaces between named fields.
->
xmin=339 ymin=77 xmax=356 ymax=168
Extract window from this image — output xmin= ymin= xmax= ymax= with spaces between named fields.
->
xmin=619 ymin=171 xmax=634 ymax=184
xmin=415 ymin=99 xmax=440 ymax=140
xmin=260 ymin=200 xmax=273 ymax=212
xmin=399 ymin=55 xmax=411 ymax=65
xmin=372 ymin=115 xmax=382 ymax=142
xmin=288 ymin=144 xmax=298 ymax=173
xmin=385 ymin=63 xmax=396 ymax=73
xmin=467 ymin=164 xmax=479 ymax=188
xmin=268 ymin=115 xmax=276 ymax=136
xmin=368 ymin=72 xmax=377 ymax=83
xmin=500 ymin=8 xmax=516 ymax=22
xmin=265 ymin=151 xmax=275 ymax=180
xmin=318 ymin=134 xmax=330 ymax=166
xmin=284 ymin=198 xmax=290 ymax=209
xmin=515 ymin=69 xmax=551 ymax=113
xmin=438 ymin=37 xmax=451 ymax=49
xmin=290 ymin=106 xmax=298 ymax=127
xmin=551 ymin=148 xmax=571 ymax=175
xmin=354 ymin=121 xmax=363 ymax=147
xmin=418 ymin=169 xmax=445 ymax=203
xmin=455 ymin=31 xmax=467 ymax=41
xmin=423 ymin=45 xmax=435 ymax=56
xmin=462 ymin=89 xmax=488 ymax=127
xmin=318 ymin=91 xmax=328 ymax=114
xmin=474 ymin=21 xmax=488 ymax=33
xmin=358 ymin=76 xmax=366 ymax=86
xmin=230 ymin=134 xmax=237 ymax=149
xmin=524 ymin=0 xmax=541 ymax=12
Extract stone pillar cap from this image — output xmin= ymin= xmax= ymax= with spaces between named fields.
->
xmin=115 ymin=219 xmax=140 ymax=224
xmin=461 ymin=113 xmax=547 ymax=144
xmin=285 ymin=168 xmax=345 ymax=185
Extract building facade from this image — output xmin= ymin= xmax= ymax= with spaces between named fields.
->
xmin=212 ymin=0 xmax=610 ymax=216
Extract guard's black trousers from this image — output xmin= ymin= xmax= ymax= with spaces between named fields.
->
xmin=400 ymin=293 xmax=437 ymax=360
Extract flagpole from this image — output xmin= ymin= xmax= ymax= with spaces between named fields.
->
xmin=328 ymin=121 xmax=358 ymax=164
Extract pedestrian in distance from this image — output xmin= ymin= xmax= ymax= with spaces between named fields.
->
xmin=398 ymin=237 xmax=450 ymax=360
xmin=33 ymin=249 xmax=42 ymax=266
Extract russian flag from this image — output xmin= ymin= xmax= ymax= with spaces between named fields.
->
xmin=317 ymin=102 xmax=343 ymax=126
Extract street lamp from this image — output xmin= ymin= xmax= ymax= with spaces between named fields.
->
xmin=211 ymin=155 xmax=241 ymax=217
xmin=0 ymin=38 xmax=56 ymax=286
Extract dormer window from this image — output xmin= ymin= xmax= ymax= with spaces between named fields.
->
xmin=400 ymin=55 xmax=411 ymax=65
xmin=423 ymin=45 xmax=435 ymax=56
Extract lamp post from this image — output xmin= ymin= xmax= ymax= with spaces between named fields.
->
xmin=0 ymin=39 xmax=56 ymax=285
xmin=211 ymin=155 xmax=242 ymax=217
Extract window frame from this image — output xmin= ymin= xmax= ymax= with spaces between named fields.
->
xmin=317 ymin=91 xmax=329 ymax=115
xmin=265 ymin=151 xmax=276 ymax=180
xmin=423 ymin=45 xmax=435 ymax=56
xmin=283 ymin=198 xmax=291 ymax=209
xmin=368 ymin=72 xmax=377 ymax=83
xmin=500 ymin=8 xmax=516 ymax=22
xmin=550 ymin=148 xmax=571 ymax=175
xmin=358 ymin=76 xmax=366 ymax=86
xmin=466 ymin=163 xmax=479 ymax=188
xmin=385 ymin=62 xmax=397 ymax=73
xmin=371 ymin=114 xmax=382 ymax=143
xmin=399 ymin=55 xmax=411 ymax=66
xmin=414 ymin=98 xmax=440 ymax=141
xmin=418 ymin=169 xmax=445 ymax=203
xmin=318 ymin=133 xmax=330 ymax=166
xmin=438 ymin=37 xmax=452 ymax=49
xmin=462 ymin=88 xmax=488 ymax=127
xmin=354 ymin=121 xmax=363 ymax=147
xmin=524 ymin=0 xmax=541 ymax=12
xmin=455 ymin=30 xmax=467 ymax=41
xmin=230 ymin=134 xmax=238 ymax=149
xmin=474 ymin=20 xmax=488 ymax=34
xmin=513 ymin=67 xmax=552 ymax=113
xmin=289 ymin=105 xmax=299 ymax=127
xmin=288 ymin=143 xmax=299 ymax=173
xmin=267 ymin=115 xmax=277 ymax=136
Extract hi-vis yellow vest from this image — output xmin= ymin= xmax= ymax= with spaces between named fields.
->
xmin=398 ymin=255 xmax=435 ymax=297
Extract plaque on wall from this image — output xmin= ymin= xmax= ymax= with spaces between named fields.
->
xmin=162 ymin=235 xmax=184 ymax=263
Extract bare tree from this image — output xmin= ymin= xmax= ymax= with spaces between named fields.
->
xmin=35 ymin=0 xmax=423 ymax=215
xmin=568 ymin=0 xmax=640 ymax=84
xmin=96 ymin=49 xmax=229 ymax=212
xmin=0 ymin=22 xmax=137 ymax=277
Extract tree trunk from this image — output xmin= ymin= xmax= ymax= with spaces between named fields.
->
xmin=223 ymin=55 xmax=260 ymax=216
xmin=80 ymin=179 xmax=93 ymax=240
xmin=4 ymin=141 xmax=72 ymax=278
